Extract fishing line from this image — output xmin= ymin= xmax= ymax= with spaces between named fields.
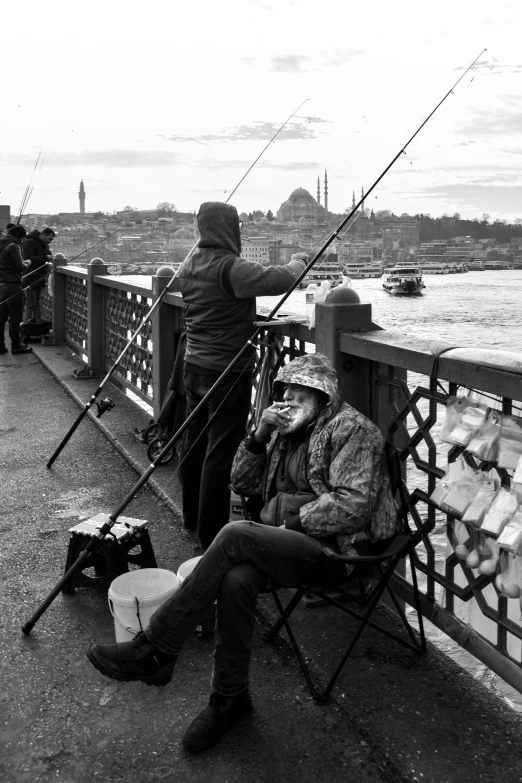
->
xmin=44 ymin=99 xmax=310 ymax=469
xmin=22 ymin=50 xmax=488 ymax=633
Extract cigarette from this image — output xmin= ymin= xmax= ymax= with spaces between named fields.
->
xmin=278 ymin=406 xmax=291 ymax=414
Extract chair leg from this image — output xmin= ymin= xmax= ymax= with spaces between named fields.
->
xmin=265 ymin=589 xmax=305 ymax=642
xmin=408 ymin=551 xmax=427 ymax=653
xmin=267 ymin=589 xmax=326 ymax=701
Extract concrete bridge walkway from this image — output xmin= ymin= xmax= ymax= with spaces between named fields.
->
xmin=1 ymin=343 xmax=522 ymax=783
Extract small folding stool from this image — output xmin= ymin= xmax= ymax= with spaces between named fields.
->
xmin=62 ymin=513 xmax=157 ymax=595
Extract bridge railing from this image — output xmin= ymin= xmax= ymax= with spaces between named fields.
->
xmin=42 ymin=259 xmax=522 ymax=694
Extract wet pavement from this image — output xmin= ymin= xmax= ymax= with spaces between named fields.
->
xmin=1 ymin=345 xmax=522 ymax=783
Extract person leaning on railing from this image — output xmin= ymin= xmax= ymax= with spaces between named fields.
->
xmin=177 ymin=201 xmax=309 ymax=550
xmin=86 ymin=352 xmax=396 ymax=753
xmin=22 ymin=227 xmax=55 ymax=322
xmin=0 ymin=225 xmax=32 ymax=355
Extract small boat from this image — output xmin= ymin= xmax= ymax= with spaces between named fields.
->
xmin=382 ymin=266 xmax=425 ymax=296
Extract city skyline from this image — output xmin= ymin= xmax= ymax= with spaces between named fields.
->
xmin=2 ymin=0 xmax=522 ymax=221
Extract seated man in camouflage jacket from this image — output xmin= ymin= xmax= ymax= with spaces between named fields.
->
xmin=87 ymin=353 xmax=396 ymax=753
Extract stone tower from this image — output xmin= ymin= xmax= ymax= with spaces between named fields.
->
xmin=79 ymin=180 xmax=85 ymax=214
xmin=317 ymin=176 xmax=321 ymax=205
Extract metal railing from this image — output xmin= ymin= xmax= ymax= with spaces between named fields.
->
xmin=44 ymin=262 xmax=522 ymax=693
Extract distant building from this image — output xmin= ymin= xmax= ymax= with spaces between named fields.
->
xmin=277 ymin=185 xmax=327 ymax=224
xmin=241 ymin=236 xmax=282 ymax=265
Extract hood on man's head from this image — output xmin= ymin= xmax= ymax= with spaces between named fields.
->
xmin=197 ymin=202 xmax=241 ymax=256
xmin=272 ymin=353 xmax=341 ymax=412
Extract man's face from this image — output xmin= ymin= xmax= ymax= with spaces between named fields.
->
xmin=41 ymin=232 xmax=54 ymax=246
xmin=278 ymin=383 xmax=322 ymax=434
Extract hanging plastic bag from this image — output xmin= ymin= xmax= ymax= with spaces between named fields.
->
xmin=449 ymin=519 xmax=471 ymax=561
xmin=496 ymin=550 xmax=522 ymax=598
xmin=461 ymin=481 xmax=497 ymax=528
xmin=466 ymin=409 xmax=501 ymax=462
xmin=480 ymin=488 xmax=518 ymax=537
xmin=497 ymin=416 xmax=522 ymax=470
xmin=431 ymin=455 xmax=481 ymax=512
xmin=465 ymin=529 xmax=497 ymax=572
xmin=441 ymin=480 xmax=482 ymax=517
xmin=446 ymin=404 xmax=488 ymax=448
xmin=497 ymin=511 xmax=522 ymax=552
xmin=439 ymin=397 xmax=464 ymax=443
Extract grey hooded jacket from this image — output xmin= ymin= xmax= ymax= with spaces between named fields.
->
xmin=178 ymin=202 xmax=305 ymax=374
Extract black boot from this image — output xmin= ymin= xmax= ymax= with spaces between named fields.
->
xmin=182 ymin=690 xmax=252 ymax=752
xmin=12 ymin=344 xmax=32 ymax=354
xmin=87 ymin=632 xmax=177 ymax=686
xmin=0 ymin=345 xmax=7 ymax=354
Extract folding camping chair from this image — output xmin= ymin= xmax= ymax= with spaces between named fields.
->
xmin=233 ymin=443 xmax=428 ymax=703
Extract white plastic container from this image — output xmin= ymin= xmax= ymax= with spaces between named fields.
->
xmin=177 ymin=555 xmax=203 ymax=583
xmin=308 ymin=280 xmax=331 ymax=328
xmin=108 ymin=568 xmax=180 ymax=643
xmin=305 ymin=283 xmax=318 ymax=326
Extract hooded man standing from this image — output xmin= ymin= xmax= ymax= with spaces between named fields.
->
xmin=0 ymin=225 xmax=32 ymax=354
xmin=22 ymin=227 xmax=55 ymax=321
xmin=87 ymin=352 xmax=396 ymax=753
xmin=177 ymin=202 xmax=308 ymax=549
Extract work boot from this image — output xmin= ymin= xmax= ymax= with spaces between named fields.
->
xmin=11 ymin=344 xmax=32 ymax=354
xmin=87 ymin=632 xmax=177 ymax=686
xmin=182 ymin=690 xmax=253 ymax=753
xmin=0 ymin=345 xmax=7 ymax=354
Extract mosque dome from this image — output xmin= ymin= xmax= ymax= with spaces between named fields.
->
xmin=259 ymin=216 xmax=269 ymax=224
xmin=173 ymin=228 xmax=193 ymax=238
xmin=239 ymin=212 xmax=249 ymax=222
xmin=290 ymin=187 xmax=312 ymax=198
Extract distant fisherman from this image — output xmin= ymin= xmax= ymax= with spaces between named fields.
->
xmin=0 ymin=225 xmax=32 ymax=354
xmin=178 ymin=202 xmax=308 ymax=549
xmin=22 ymin=227 xmax=55 ymax=321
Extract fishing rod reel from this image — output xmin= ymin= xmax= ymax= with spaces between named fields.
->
xmin=95 ymin=397 xmax=115 ymax=418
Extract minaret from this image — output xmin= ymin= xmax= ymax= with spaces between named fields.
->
xmin=324 ymin=170 xmax=328 ymax=214
xmin=79 ymin=180 xmax=85 ymax=214
xmin=352 ymin=190 xmax=356 ymax=210
xmin=317 ymin=176 xmax=321 ymax=205
xmin=361 ymin=186 xmax=365 ymax=215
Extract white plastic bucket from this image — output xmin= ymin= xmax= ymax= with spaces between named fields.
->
xmin=108 ymin=568 xmax=180 ymax=643
xmin=177 ymin=555 xmax=203 ymax=583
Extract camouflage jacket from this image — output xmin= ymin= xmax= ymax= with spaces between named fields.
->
xmin=231 ymin=353 xmax=397 ymax=556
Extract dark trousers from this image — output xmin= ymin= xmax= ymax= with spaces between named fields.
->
xmin=147 ymin=521 xmax=326 ymax=696
xmin=178 ymin=369 xmax=252 ymax=548
xmin=0 ymin=285 xmax=24 ymax=348
xmin=24 ymin=285 xmax=43 ymax=321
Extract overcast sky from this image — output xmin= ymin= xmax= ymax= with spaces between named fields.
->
xmin=3 ymin=0 xmax=522 ymax=221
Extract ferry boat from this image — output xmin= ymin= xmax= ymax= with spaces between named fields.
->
xmin=342 ymin=263 xmax=382 ymax=279
xmin=299 ymin=263 xmax=342 ymax=288
xmin=419 ymin=263 xmax=449 ymax=275
xmin=467 ymin=261 xmax=486 ymax=272
xmin=382 ymin=266 xmax=425 ymax=296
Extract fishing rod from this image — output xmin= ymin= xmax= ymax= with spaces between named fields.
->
xmin=43 ymin=98 xmax=310 ymax=470
xmin=21 ymin=52 xmax=487 ymax=635
xmin=0 ymin=230 xmax=123 ymax=311
xmin=16 ymin=147 xmax=44 ymax=224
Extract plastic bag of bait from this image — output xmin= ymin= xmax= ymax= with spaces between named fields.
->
xmin=498 ymin=416 xmax=522 ymax=470
xmin=480 ymin=488 xmax=518 ymax=537
xmin=467 ymin=410 xmax=501 ymax=462
xmin=497 ymin=511 xmax=522 ymax=553
xmin=445 ymin=402 xmax=487 ymax=448
xmin=496 ymin=550 xmax=522 ymax=599
xmin=461 ymin=481 xmax=497 ymax=528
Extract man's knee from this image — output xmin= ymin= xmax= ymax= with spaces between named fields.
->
xmin=214 ymin=520 xmax=254 ymax=545
xmin=219 ymin=564 xmax=263 ymax=602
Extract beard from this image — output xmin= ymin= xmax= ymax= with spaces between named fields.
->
xmin=278 ymin=398 xmax=320 ymax=435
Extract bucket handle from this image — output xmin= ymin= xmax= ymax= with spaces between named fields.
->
xmin=108 ymin=596 xmax=145 ymax=636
